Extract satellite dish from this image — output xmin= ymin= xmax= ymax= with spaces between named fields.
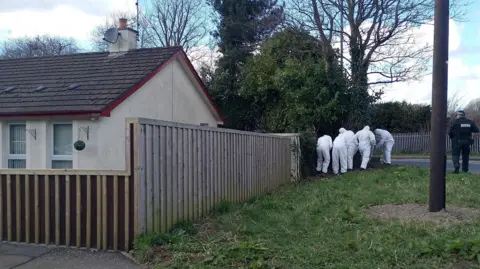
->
xmin=103 ymin=27 xmax=120 ymax=44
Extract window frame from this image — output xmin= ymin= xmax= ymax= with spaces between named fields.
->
xmin=8 ymin=122 xmax=27 ymax=168
xmin=51 ymin=122 xmax=73 ymax=168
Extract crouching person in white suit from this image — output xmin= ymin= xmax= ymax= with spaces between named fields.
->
xmin=354 ymin=126 xmax=376 ymax=170
xmin=316 ymin=134 xmax=333 ymax=174
xmin=332 ymin=133 xmax=348 ymax=175
xmin=339 ymin=127 xmax=357 ymax=171
xmin=375 ymin=128 xmax=395 ymax=165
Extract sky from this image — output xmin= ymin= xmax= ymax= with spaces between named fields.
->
xmin=1 ymin=0 xmax=479 ymax=107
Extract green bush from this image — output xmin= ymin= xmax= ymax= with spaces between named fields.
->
xmin=298 ymin=129 xmax=318 ymax=179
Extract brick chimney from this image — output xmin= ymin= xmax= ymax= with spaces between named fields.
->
xmin=108 ymin=18 xmax=138 ymax=53
xmin=119 ymin=18 xmax=127 ymax=30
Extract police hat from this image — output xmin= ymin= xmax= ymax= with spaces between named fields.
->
xmin=456 ymin=110 xmax=466 ymax=116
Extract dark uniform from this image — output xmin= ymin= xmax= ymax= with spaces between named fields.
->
xmin=448 ymin=110 xmax=479 ymax=173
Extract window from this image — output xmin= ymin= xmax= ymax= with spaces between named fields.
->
xmin=8 ymin=123 xmax=26 ymax=168
xmin=52 ymin=123 xmax=73 ymax=169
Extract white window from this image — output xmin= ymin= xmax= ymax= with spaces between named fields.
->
xmin=8 ymin=123 xmax=26 ymax=168
xmin=52 ymin=123 xmax=73 ymax=169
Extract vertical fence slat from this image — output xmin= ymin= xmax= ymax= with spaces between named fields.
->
xmin=55 ymin=175 xmax=60 ymax=245
xmin=205 ymin=131 xmax=210 ymax=211
xmin=44 ymin=175 xmax=50 ymax=244
xmin=66 ymin=175 xmax=71 ymax=246
xmin=172 ymin=127 xmax=178 ymax=227
xmin=188 ymin=129 xmax=194 ymax=221
xmin=183 ymin=128 xmax=189 ymax=222
xmin=7 ymin=175 xmax=11 ymax=241
xmin=160 ymin=126 xmax=167 ymax=233
xmin=178 ymin=128 xmax=184 ymax=223
xmin=146 ymin=124 xmax=153 ymax=233
xmin=76 ymin=175 xmax=81 ymax=248
xmin=125 ymin=175 xmax=130 ymax=251
xmin=96 ymin=175 xmax=102 ymax=249
xmin=86 ymin=175 xmax=91 ymax=249
xmin=196 ymin=130 xmax=202 ymax=218
xmin=114 ymin=175 xmax=118 ymax=250
xmin=25 ymin=175 xmax=30 ymax=243
xmin=16 ymin=174 xmax=21 ymax=242
xmin=102 ymin=175 xmax=107 ymax=250
xmin=34 ymin=175 xmax=39 ymax=244
xmin=166 ymin=126 xmax=173 ymax=231
xmin=153 ymin=126 xmax=160 ymax=233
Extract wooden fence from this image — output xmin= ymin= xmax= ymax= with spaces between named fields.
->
xmin=0 ymin=119 xmax=295 ymax=251
xmin=391 ymin=133 xmax=480 ymax=153
xmin=0 ymin=172 xmax=134 ymax=251
xmin=133 ymin=118 xmax=292 ymax=234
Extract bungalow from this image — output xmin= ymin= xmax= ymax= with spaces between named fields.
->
xmin=0 ymin=19 xmax=224 ymax=170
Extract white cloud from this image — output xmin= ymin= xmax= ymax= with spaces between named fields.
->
xmin=380 ymin=19 xmax=480 ymax=106
xmin=0 ymin=0 xmax=136 ymax=42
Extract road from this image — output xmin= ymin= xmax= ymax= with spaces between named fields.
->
xmin=392 ymin=158 xmax=480 ymax=174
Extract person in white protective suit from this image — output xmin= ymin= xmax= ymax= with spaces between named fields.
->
xmin=332 ymin=133 xmax=348 ymax=175
xmin=374 ymin=128 xmax=395 ymax=165
xmin=354 ymin=126 xmax=376 ymax=170
xmin=339 ymin=128 xmax=357 ymax=170
xmin=316 ymin=134 xmax=333 ymax=174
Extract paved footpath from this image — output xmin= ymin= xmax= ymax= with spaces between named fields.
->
xmin=0 ymin=242 xmax=140 ymax=269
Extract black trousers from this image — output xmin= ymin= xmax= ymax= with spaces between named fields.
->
xmin=452 ymin=143 xmax=471 ymax=172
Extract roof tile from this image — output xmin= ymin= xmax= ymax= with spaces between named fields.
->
xmin=0 ymin=46 xmax=182 ymax=115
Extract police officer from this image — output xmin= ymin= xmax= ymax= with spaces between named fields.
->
xmin=448 ymin=110 xmax=479 ymax=173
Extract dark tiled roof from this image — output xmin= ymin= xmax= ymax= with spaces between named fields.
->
xmin=0 ymin=46 xmax=182 ymax=115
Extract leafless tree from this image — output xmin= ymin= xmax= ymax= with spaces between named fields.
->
xmin=464 ymin=97 xmax=480 ymax=125
xmin=0 ymin=35 xmax=81 ymax=59
xmin=447 ymin=91 xmax=464 ymax=116
xmin=90 ymin=0 xmax=211 ymax=61
xmin=142 ymin=0 xmax=211 ymax=59
xmin=287 ymin=0 xmax=470 ymax=89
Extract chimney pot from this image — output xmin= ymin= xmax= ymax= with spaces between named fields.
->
xmin=119 ymin=18 xmax=127 ymax=29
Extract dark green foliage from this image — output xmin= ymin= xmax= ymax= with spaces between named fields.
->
xmin=237 ymin=28 xmax=348 ymax=177
xmin=239 ymin=28 xmax=349 ymax=134
xmin=207 ymin=0 xmax=285 ymax=131
xmin=369 ymin=101 xmax=431 ymax=132
xmin=298 ymin=129 xmax=318 ymax=178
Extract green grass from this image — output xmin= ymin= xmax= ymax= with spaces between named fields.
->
xmin=134 ymin=167 xmax=480 ymax=269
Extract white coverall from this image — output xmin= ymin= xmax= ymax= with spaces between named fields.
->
xmin=375 ymin=129 xmax=395 ymax=164
xmin=316 ymin=135 xmax=332 ymax=173
xmin=332 ymin=133 xmax=348 ymax=174
xmin=339 ymin=128 xmax=357 ymax=170
xmin=354 ymin=126 xmax=376 ymax=169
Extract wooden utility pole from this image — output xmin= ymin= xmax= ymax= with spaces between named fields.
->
xmin=429 ymin=0 xmax=449 ymax=212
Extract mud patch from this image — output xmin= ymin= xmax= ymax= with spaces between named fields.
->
xmin=366 ymin=203 xmax=480 ymax=227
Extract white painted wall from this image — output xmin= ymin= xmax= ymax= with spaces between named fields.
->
xmin=0 ymin=58 xmax=220 ymax=170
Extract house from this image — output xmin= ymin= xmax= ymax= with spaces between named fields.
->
xmin=0 ymin=19 xmax=224 ymax=170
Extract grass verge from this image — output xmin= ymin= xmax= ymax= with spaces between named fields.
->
xmin=134 ymin=166 xmax=480 ymax=269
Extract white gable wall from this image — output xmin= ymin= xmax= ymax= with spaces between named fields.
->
xmin=0 ymin=58 xmax=219 ymax=170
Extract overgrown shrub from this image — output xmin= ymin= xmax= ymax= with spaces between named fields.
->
xmin=298 ymin=129 xmax=318 ymax=179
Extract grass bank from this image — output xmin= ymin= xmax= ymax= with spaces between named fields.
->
xmin=134 ymin=166 xmax=480 ymax=269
